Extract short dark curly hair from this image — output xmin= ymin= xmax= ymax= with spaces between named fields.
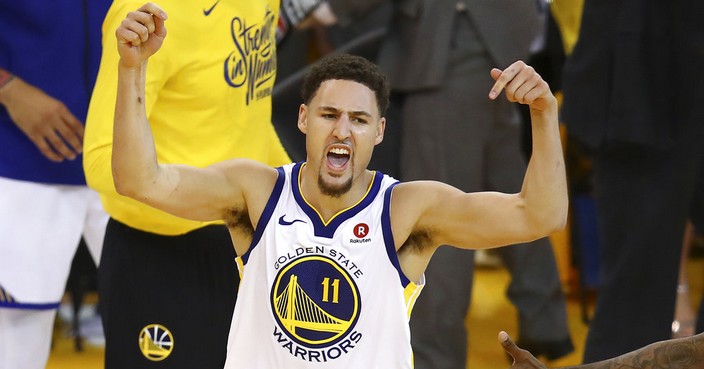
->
xmin=301 ymin=53 xmax=390 ymax=116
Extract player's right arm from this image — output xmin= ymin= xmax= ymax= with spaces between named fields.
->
xmin=112 ymin=3 xmax=276 ymax=223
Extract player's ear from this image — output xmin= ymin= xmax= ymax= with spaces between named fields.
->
xmin=297 ymin=104 xmax=308 ymax=134
xmin=374 ymin=117 xmax=385 ymax=145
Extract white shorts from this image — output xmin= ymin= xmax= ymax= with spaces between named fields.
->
xmin=0 ymin=176 xmax=108 ymax=306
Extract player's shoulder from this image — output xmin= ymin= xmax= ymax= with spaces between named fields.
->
xmin=214 ymin=158 xmax=280 ymax=180
xmin=391 ymin=179 xmax=465 ymax=222
xmin=392 ymin=180 xmax=454 ymax=200
xmin=389 ymin=180 xmax=443 ymax=213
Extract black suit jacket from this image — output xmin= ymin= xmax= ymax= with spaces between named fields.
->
xmin=561 ymin=0 xmax=704 ymax=151
xmin=329 ymin=0 xmax=542 ymax=91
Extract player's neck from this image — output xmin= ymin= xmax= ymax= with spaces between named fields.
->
xmin=299 ymin=166 xmax=375 ymax=222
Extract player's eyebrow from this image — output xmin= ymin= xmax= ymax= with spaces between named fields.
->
xmin=319 ymin=106 xmax=372 ymax=118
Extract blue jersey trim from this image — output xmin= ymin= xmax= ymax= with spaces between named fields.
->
xmin=0 ymin=287 xmax=60 ymax=310
xmin=241 ymin=166 xmax=286 ymax=264
xmin=292 ymin=162 xmax=383 ymax=239
xmin=0 ymin=301 xmax=61 ymax=310
xmin=381 ymin=182 xmax=410 ymax=287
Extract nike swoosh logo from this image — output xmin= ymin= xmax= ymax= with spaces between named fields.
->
xmin=278 ymin=215 xmax=307 ymax=226
xmin=203 ymin=0 xmax=220 ymax=16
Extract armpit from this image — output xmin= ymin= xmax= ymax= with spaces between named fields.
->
xmin=223 ymin=207 xmax=254 ymax=236
xmin=399 ymin=228 xmax=433 ymax=254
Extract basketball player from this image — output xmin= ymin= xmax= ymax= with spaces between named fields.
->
xmin=111 ymin=4 xmax=567 ymax=367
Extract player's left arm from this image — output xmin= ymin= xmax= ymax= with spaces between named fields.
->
xmin=395 ymin=61 xmax=567 ymax=251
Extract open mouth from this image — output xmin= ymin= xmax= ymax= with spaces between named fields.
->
xmin=327 ymin=146 xmax=350 ymax=169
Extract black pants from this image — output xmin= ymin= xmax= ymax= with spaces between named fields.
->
xmin=583 ymin=136 xmax=704 ymax=362
xmin=99 ymin=219 xmax=238 ymax=369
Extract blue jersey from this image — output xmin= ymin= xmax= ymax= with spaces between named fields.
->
xmin=0 ymin=0 xmax=111 ymax=184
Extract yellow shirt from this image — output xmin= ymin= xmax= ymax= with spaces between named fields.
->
xmin=84 ymin=0 xmax=290 ymax=235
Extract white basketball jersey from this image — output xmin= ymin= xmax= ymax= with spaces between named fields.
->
xmin=224 ymin=162 xmax=425 ymax=368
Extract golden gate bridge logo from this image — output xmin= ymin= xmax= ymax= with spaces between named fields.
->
xmin=271 ymin=255 xmax=360 ymax=347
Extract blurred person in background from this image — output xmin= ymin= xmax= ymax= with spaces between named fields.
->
xmin=560 ymin=0 xmax=704 ymax=362
xmin=0 ymin=1 xmax=110 ymax=368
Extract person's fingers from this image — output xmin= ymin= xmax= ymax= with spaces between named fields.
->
xmin=31 ymin=134 xmax=63 ymax=162
xmin=488 ymin=61 xmax=526 ymax=99
xmin=136 ymin=2 xmax=168 ymax=37
xmin=499 ymin=330 xmax=535 ymax=365
xmin=489 ymin=68 xmax=503 ymax=99
xmin=44 ymin=127 xmax=77 ymax=160
xmin=127 ymin=10 xmax=157 ymax=40
xmin=511 ymin=72 xmax=540 ymax=103
xmin=31 ymin=106 xmax=80 ymax=160
xmin=60 ymin=106 xmax=85 ymax=140
xmin=522 ymin=85 xmax=544 ymax=106
xmin=137 ymin=2 xmax=168 ymax=21
xmin=119 ymin=7 xmax=167 ymax=47
xmin=499 ymin=330 xmax=519 ymax=359
xmin=152 ymin=11 xmax=167 ymax=38
xmin=115 ymin=6 xmax=168 ymax=66
xmin=116 ymin=19 xmax=148 ymax=46
xmin=56 ymin=106 xmax=84 ymax=154
xmin=504 ymin=65 xmax=534 ymax=102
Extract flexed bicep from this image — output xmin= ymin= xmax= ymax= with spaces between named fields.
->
xmin=397 ymin=181 xmax=546 ymax=251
